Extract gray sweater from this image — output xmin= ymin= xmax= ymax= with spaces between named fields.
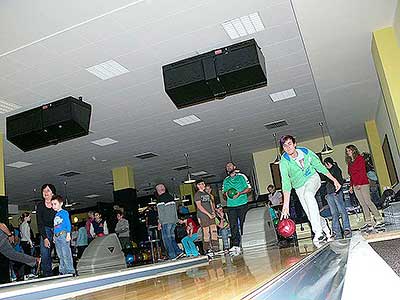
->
xmin=115 ymin=218 xmax=130 ymax=238
xmin=157 ymin=201 xmax=178 ymax=225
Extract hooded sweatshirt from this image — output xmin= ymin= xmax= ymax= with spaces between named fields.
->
xmin=279 ymin=147 xmax=329 ymax=192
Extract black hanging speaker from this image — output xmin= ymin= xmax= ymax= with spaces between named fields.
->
xmin=6 ymin=96 xmax=92 ymax=152
xmin=162 ymin=39 xmax=267 ymax=109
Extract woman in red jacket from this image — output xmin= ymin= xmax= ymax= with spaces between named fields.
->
xmin=345 ymin=145 xmax=383 ymax=230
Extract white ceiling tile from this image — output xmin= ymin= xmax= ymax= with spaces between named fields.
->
xmin=38 ymin=29 xmax=91 ymax=55
xmin=31 ymin=81 xmax=73 ymax=101
xmin=5 ymin=43 xmax=60 ymax=69
xmin=0 ymin=57 xmax=25 ymax=78
xmin=61 ymin=43 xmax=114 ymax=69
xmin=57 ymin=69 xmax=102 ymax=90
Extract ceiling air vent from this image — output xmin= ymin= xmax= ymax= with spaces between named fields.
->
xmin=172 ymin=165 xmax=190 ymax=171
xmin=135 ymin=152 xmax=159 ymax=160
xmin=264 ymin=119 xmax=288 ymax=129
xmin=58 ymin=171 xmax=81 ymax=177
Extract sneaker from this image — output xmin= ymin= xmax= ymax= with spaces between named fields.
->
xmin=173 ymin=252 xmax=185 ymax=260
xmin=344 ymin=229 xmax=352 ymax=238
xmin=214 ymin=250 xmax=224 ymax=256
xmin=206 ymin=250 xmax=214 ymax=259
xmin=374 ymin=221 xmax=385 ymax=228
xmin=359 ymin=223 xmax=372 ymax=231
xmin=313 ymin=234 xmax=327 ymax=247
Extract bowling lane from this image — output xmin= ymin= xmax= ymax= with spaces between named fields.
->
xmin=72 ymin=246 xmax=306 ymax=300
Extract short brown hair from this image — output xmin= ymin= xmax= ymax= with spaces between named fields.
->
xmin=51 ymin=194 xmax=64 ymax=203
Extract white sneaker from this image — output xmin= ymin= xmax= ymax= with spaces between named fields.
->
xmin=313 ymin=234 xmax=327 ymax=247
xmin=229 ymin=246 xmax=241 ymax=256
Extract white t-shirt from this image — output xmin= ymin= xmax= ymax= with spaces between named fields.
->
xmin=268 ymin=191 xmax=283 ymax=206
xmin=293 ymin=149 xmax=305 ymax=169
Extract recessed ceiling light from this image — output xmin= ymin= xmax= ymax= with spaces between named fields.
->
xmin=0 ymin=100 xmax=21 ymax=114
xmin=222 ymin=12 xmax=265 ymax=40
xmin=101 ymin=159 xmax=108 ymax=162
xmin=85 ymin=194 xmax=100 ymax=198
xmin=191 ymin=171 xmax=208 ymax=176
xmin=173 ymin=115 xmax=201 ymax=126
xmin=91 ymin=138 xmax=118 ymax=147
xmin=269 ymin=89 xmax=296 ymax=102
xmin=86 ymin=60 xmax=130 ymax=80
xmin=7 ymin=161 xmax=33 ymax=168
xmin=135 ymin=152 xmax=159 ymax=159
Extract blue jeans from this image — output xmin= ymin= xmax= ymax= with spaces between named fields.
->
xmin=181 ymin=233 xmax=199 ymax=256
xmin=326 ymin=191 xmax=351 ymax=238
xmin=40 ymin=226 xmax=54 ymax=277
xmin=54 ymin=233 xmax=75 ymax=275
xmin=161 ymin=223 xmax=182 ymax=259
xmin=219 ymin=227 xmax=230 ymax=250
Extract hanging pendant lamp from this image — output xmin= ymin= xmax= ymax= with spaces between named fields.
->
xmin=319 ymin=122 xmax=334 ymax=155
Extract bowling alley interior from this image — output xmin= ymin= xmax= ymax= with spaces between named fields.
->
xmin=0 ymin=1 xmax=400 ymax=299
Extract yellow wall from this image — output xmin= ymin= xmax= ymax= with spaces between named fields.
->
xmin=112 ymin=166 xmax=135 ymax=191
xmin=372 ymin=27 xmax=400 ymax=151
xmin=252 ymin=137 xmax=370 ymax=194
xmin=365 ymin=120 xmax=391 ymax=188
xmin=179 ymin=183 xmax=196 ymax=213
xmin=395 ymin=0 xmax=400 ymax=46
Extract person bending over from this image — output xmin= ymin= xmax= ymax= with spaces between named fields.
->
xmin=279 ymin=135 xmax=341 ymax=247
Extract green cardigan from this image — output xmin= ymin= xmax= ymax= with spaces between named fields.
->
xmin=279 ymin=147 xmax=329 ymax=192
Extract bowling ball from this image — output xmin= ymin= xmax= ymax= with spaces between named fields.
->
xmin=227 ymin=188 xmax=238 ymax=198
xmin=131 ymin=241 xmax=138 ymax=248
xmin=277 ymin=218 xmax=296 ymax=238
xmin=126 ymin=254 xmax=135 ymax=265
xmin=97 ymin=233 xmax=104 ymax=237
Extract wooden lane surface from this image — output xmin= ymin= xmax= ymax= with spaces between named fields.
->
xmin=73 ymin=246 xmax=306 ymax=300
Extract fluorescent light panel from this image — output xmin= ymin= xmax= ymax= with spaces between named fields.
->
xmin=86 ymin=60 xmax=130 ymax=80
xmin=7 ymin=161 xmax=32 ymax=168
xmin=91 ymin=138 xmax=118 ymax=146
xmin=85 ymin=194 xmax=100 ymax=198
xmin=173 ymin=115 xmax=201 ymax=126
xmin=0 ymin=100 xmax=21 ymax=114
xmin=191 ymin=171 xmax=208 ymax=176
xmin=269 ymin=89 xmax=296 ymax=102
xmin=222 ymin=12 xmax=265 ymax=40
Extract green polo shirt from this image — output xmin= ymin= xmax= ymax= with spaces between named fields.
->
xmin=223 ymin=173 xmax=251 ymax=207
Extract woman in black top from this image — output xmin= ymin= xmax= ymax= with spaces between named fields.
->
xmin=37 ymin=184 xmax=56 ymax=277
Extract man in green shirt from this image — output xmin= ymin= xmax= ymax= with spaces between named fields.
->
xmin=222 ymin=162 xmax=251 ymax=256
xmin=279 ymin=135 xmax=341 ymax=247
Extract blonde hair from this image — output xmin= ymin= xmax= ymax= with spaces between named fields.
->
xmin=345 ymin=144 xmax=360 ymax=164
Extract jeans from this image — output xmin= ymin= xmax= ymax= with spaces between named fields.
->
xmin=161 ymin=223 xmax=182 ymax=259
xmin=181 ymin=233 xmax=199 ymax=256
xmin=219 ymin=227 xmax=230 ymax=250
xmin=326 ymin=191 xmax=351 ymax=238
xmin=227 ymin=204 xmax=248 ymax=247
xmin=54 ymin=233 xmax=75 ymax=275
xmin=40 ymin=226 xmax=54 ymax=277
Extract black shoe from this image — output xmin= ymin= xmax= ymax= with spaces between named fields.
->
xmin=344 ymin=229 xmax=352 ymax=238
xmin=359 ymin=223 xmax=372 ymax=231
xmin=206 ymin=250 xmax=214 ymax=259
xmin=374 ymin=221 xmax=385 ymax=228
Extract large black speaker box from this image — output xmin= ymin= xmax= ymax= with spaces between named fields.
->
xmin=162 ymin=39 xmax=267 ymax=109
xmin=6 ymin=96 xmax=91 ymax=152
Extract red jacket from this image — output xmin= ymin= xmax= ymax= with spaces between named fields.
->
xmin=348 ymin=155 xmax=369 ymax=186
